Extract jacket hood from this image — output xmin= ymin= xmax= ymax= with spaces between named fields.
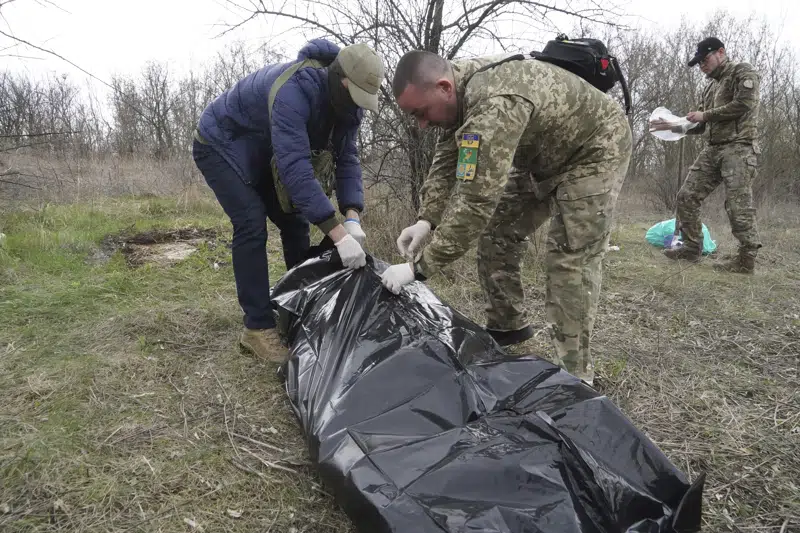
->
xmin=297 ymin=38 xmax=340 ymax=66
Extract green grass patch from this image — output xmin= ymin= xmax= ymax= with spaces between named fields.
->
xmin=1 ymin=197 xmax=798 ymax=532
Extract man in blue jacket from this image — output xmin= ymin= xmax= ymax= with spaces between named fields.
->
xmin=193 ymin=39 xmax=384 ymax=362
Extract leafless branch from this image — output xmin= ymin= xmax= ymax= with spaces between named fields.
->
xmin=0 ymin=177 xmax=41 ymax=189
xmin=0 ymin=130 xmax=80 ymax=138
xmin=0 ymin=53 xmax=43 ymax=59
xmin=0 ymin=29 xmax=115 ymax=92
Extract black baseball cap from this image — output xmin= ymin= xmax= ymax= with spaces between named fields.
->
xmin=688 ymin=37 xmax=725 ymax=67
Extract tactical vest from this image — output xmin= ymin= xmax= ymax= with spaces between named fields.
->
xmin=267 ymin=58 xmax=337 ymax=213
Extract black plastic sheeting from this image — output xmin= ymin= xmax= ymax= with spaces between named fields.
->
xmin=271 ymin=249 xmax=705 ymax=533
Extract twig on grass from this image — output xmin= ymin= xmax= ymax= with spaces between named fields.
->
xmin=210 ymin=366 xmax=241 ymax=460
xmin=229 ymin=457 xmax=269 ymax=480
xmin=239 ymin=446 xmax=300 ymax=475
xmin=231 ymin=431 xmax=289 ymax=454
xmin=167 ymin=376 xmax=189 ymax=438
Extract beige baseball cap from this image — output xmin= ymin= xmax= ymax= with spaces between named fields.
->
xmin=337 ymin=43 xmax=384 ymax=112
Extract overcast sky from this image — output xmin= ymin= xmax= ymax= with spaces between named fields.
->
xmin=1 ymin=0 xmax=797 ymax=87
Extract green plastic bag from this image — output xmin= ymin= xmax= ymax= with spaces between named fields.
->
xmin=645 ymin=218 xmax=717 ymax=255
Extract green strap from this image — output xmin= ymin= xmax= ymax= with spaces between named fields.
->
xmin=267 ymin=57 xmax=337 ymax=215
xmin=193 ymin=128 xmax=209 ymax=145
xmin=194 ymin=58 xmax=324 ymax=147
xmin=268 ymin=58 xmax=324 ymax=119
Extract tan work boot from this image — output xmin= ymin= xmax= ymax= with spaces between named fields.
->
xmin=239 ymin=327 xmax=288 ymax=362
xmin=713 ymin=248 xmax=756 ymax=274
xmin=663 ymin=244 xmax=702 ymax=262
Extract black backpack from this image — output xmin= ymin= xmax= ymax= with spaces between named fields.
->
xmin=531 ymin=34 xmax=631 ymax=115
xmin=463 ymin=34 xmax=632 ymax=115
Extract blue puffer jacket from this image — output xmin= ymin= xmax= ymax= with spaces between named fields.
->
xmin=197 ymin=39 xmax=364 ymax=230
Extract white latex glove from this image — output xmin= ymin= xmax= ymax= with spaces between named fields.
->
xmin=343 ymin=219 xmax=366 ymax=247
xmin=396 ymin=220 xmax=431 ymax=261
xmin=334 ymin=233 xmax=367 ymax=269
xmin=380 ymin=263 xmax=415 ymax=294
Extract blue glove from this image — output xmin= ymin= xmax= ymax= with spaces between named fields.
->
xmin=343 ymin=219 xmax=366 ymax=247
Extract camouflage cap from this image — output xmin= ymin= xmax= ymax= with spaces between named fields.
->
xmin=337 ymin=43 xmax=384 ymax=112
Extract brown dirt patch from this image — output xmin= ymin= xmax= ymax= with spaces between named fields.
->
xmin=101 ymin=227 xmax=222 ymax=267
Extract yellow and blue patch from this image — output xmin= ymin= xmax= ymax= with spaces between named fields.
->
xmin=456 ymin=133 xmax=480 ymax=181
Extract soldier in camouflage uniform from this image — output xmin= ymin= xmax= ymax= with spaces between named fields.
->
xmin=379 ymin=50 xmax=632 ymax=385
xmin=652 ymin=37 xmax=762 ymax=273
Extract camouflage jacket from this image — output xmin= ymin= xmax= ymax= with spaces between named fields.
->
xmin=688 ymin=59 xmax=760 ymax=145
xmin=415 ymin=56 xmax=631 ymax=278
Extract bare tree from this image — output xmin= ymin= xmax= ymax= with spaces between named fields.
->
xmin=139 ymin=62 xmax=176 ymax=159
xmin=109 ymin=76 xmax=144 ymax=156
xmin=0 ymin=0 xmax=87 ymax=175
xmin=3 ymin=3 xmax=799 ymax=209
xmin=206 ymin=41 xmax=260 ymax=95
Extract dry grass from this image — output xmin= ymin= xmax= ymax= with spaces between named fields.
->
xmin=0 ymin=197 xmax=352 ymax=532
xmin=0 ymin=183 xmax=798 ymax=532
xmin=594 ymin=220 xmax=799 ymax=533
xmin=427 ymin=198 xmax=800 ymax=533
xmin=0 ymin=151 xmax=204 ymax=208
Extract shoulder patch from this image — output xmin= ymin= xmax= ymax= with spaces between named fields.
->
xmin=456 ymin=133 xmax=480 ymax=181
xmin=743 ymin=79 xmax=754 ymax=89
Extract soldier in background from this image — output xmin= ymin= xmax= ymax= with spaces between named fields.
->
xmin=379 ymin=49 xmax=632 ymax=385
xmin=652 ymin=37 xmax=762 ymax=273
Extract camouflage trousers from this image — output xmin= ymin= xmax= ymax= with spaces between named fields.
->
xmin=676 ymin=143 xmax=761 ymax=254
xmin=477 ymin=159 xmax=629 ymax=383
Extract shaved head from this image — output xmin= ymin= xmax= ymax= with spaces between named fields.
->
xmin=391 ymin=50 xmax=459 ymax=129
xmin=392 ymin=50 xmax=451 ymax=98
